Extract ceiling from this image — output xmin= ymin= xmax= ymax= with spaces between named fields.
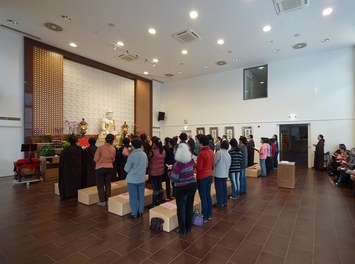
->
xmin=1 ymin=0 xmax=354 ymax=83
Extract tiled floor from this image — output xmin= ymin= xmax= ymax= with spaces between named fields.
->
xmin=0 ymin=165 xmax=354 ymax=264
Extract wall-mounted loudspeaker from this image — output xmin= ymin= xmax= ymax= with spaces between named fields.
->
xmin=158 ymin=111 xmax=165 ymax=121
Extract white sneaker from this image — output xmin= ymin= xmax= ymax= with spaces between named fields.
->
xmin=97 ymin=202 xmax=106 ymax=206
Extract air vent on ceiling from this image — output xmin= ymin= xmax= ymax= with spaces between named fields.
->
xmin=44 ymin=22 xmax=63 ymax=32
xmin=172 ymin=29 xmax=201 ymax=44
xmin=118 ymin=53 xmax=138 ymax=62
xmin=273 ymin=0 xmax=309 ymax=15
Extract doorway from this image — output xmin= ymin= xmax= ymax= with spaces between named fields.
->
xmin=279 ymin=124 xmax=309 ymax=167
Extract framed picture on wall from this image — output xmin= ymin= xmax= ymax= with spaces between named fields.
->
xmin=210 ymin=127 xmax=218 ymax=139
xmin=196 ymin=127 xmax=205 ymax=135
xmin=181 ymin=130 xmax=192 ymax=138
xmin=225 ymin=126 xmax=234 ymax=141
xmin=242 ymin=126 xmax=252 ymax=139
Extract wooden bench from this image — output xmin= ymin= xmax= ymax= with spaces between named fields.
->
xmin=149 ymin=199 xmax=201 ymax=232
xmin=194 ymin=180 xmax=232 ymax=204
xmin=108 ymin=188 xmax=153 ymax=216
xmin=77 ymin=181 xmax=128 ymax=205
xmin=246 ymin=164 xmax=261 ymax=177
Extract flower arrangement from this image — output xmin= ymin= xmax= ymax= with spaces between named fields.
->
xmin=64 ymin=120 xmax=78 ymax=135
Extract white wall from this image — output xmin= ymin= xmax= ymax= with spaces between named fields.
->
xmin=152 ymin=80 xmax=165 ymax=138
xmin=0 ymin=29 xmax=24 ymax=176
xmin=159 ymin=47 xmax=355 ymax=166
xmin=64 ymin=60 xmax=134 ymax=135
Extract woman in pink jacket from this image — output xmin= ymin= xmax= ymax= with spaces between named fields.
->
xmin=256 ymin=137 xmax=268 ymax=177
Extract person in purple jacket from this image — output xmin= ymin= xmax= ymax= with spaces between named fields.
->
xmin=168 ymin=143 xmax=197 ymax=235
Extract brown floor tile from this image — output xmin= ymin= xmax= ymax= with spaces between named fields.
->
xmin=199 ymin=244 xmax=235 ymax=264
xmin=84 ymin=250 xmax=121 ymax=264
xmin=229 ymin=241 xmax=262 ymax=264
xmin=55 ymin=252 xmax=90 ymax=264
xmin=245 ymin=225 xmax=272 ymax=245
xmin=184 ymin=233 xmax=219 ymax=258
xmin=0 ymin=164 xmax=354 ymax=264
xmin=169 ymin=252 xmax=201 ymax=264
xmin=148 ymin=239 xmax=191 ymax=263
xmin=314 ymin=246 xmax=341 ymax=264
xmin=112 ymin=248 xmax=151 ymax=264
xmin=263 ymin=233 xmax=290 ymax=257
xmin=289 ymin=230 xmax=313 ymax=253
xmin=285 ymin=247 xmax=313 ymax=264
xmin=218 ymin=228 xmax=248 ymax=250
xmin=256 ymin=251 xmax=284 ymax=264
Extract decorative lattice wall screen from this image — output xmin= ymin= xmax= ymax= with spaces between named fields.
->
xmin=63 ymin=60 xmax=135 ymax=135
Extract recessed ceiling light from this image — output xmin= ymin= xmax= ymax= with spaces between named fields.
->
xmin=144 ymin=71 xmax=148 ymax=75
xmin=204 ymin=65 xmax=208 ymax=69
xmin=61 ymin=15 xmax=71 ymax=21
xmin=293 ymin=42 xmax=307 ymax=49
xmin=69 ymin=42 xmax=77 ymax=48
xmin=178 ymin=71 xmax=182 ymax=74
xmin=6 ymin=19 xmax=18 ymax=25
xmin=181 ymin=49 xmax=188 ymax=55
xmin=190 ymin=10 xmax=198 ymax=19
xmin=275 ymin=49 xmax=281 ymax=53
xmin=116 ymin=41 xmax=124 ymax=46
xmin=216 ymin=61 xmax=227 ymax=66
xmin=263 ymin=25 xmax=271 ymax=32
xmin=321 ymin=38 xmax=330 ymax=43
xmin=148 ymin=28 xmax=156 ymax=34
xmin=217 ymin=39 xmax=224 ymax=45
xmin=152 ymin=58 xmax=159 ymax=63
xmin=236 ymin=58 xmax=241 ymax=62
xmin=322 ymin=7 xmax=333 ymax=16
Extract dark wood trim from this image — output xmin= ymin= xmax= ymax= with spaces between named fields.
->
xmin=24 ymin=37 xmax=153 ymax=143
xmin=24 ymin=37 xmax=152 ymax=83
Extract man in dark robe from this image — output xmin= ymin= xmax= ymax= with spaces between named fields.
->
xmin=59 ymin=135 xmax=83 ymax=200
xmin=247 ymin=135 xmax=255 ymax=167
xmin=313 ymin=134 xmax=325 ymax=170
xmin=82 ymin=137 xmax=97 ymax=187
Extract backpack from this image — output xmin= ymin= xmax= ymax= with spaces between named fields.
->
xmin=150 ymin=217 xmax=164 ymax=233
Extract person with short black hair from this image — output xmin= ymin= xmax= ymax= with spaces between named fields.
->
xmin=196 ymin=135 xmax=214 ymax=222
xmin=228 ymin=138 xmax=243 ymax=199
xmin=238 ymin=136 xmax=248 ymax=194
xmin=214 ymin=140 xmax=231 ymax=207
xmin=125 ymin=138 xmax=148 ymax=219
xmin=94 ymin=134 xmax=116 ymax=206
xmin=179 ymin=132 xmax=188 ymax=143
xmin=140 ymin=133 xmax=151 ymax=155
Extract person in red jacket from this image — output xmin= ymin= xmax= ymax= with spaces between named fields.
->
xmin=196 ymin=135 xmax=215 ymax=222
xmin=148 ymin=137 xmax=166 ymax=206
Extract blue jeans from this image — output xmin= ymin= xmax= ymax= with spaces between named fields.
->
xmin=240 ymin=168 xmax=247 ymax=193
xmin=260 ymin=159 xmax=267 ymax=177
xmin=214 ymin=177 xmax=227 ymax=206
xmin=127 ymin=182 xmax=145 ymax=216
xmin=229 ymin=172 xmax=240 ymax=198
xmin=197 ymin=176 xmax=213 ymax=220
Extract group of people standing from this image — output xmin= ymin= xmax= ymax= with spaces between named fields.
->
xmin=58 ymin=131 xmax=280 ymax=236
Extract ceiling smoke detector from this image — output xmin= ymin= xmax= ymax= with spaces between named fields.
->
xmin=44 ymin=22 xmax=63 ymax=32
xmin=293 ymin=42 xmax=307 ymax=49
xmin=273 ymin=0 xmax=309 ymax=16
xmin=172 ymin=29 xmax=201 ymax=44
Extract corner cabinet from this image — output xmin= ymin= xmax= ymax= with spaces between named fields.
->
xmin=40 ymin=156 xmax=60 ymax=181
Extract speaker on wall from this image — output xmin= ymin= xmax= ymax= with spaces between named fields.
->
xmin=158 ymin=111 xmax=165 ymax=121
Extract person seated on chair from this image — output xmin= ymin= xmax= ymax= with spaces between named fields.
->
xmin=336 ymin=148 xmax=355 ymax=186
xmin=330 ymin=145 xmax=347 ymax=182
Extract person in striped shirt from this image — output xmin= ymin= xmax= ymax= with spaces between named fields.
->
xmin=228 ymin=138 xmax=243 ymax=199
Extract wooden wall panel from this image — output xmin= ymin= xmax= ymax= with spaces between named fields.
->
xmin=33 ymin=47 xmax=63 ymax=135
xmin=135 ymin=80 xmax=152 ymax=136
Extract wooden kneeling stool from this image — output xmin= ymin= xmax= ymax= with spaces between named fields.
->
xmin=108 ymin=188 xmax=153 ymax=216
